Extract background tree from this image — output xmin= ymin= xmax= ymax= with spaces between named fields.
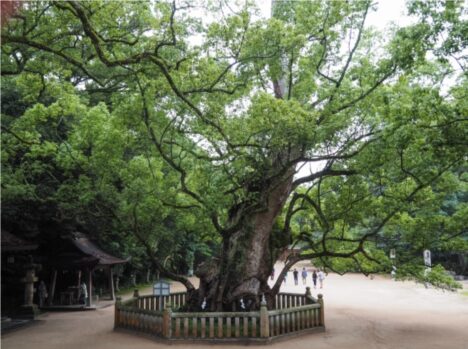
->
xmin=1 ymin=0 xmax=466 ymax=310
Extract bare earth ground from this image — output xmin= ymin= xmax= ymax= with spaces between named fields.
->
xmin=2 ymin=261 xmax=468 ymax=349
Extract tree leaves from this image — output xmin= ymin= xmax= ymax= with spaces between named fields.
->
xmin=1 ymin=0 xmax=466 ymax=289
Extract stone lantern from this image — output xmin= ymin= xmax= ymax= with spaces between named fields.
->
xmin=19 ymin=256 xmax=41 ymax=318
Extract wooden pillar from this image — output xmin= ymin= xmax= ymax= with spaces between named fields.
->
xmin=260 ymin=297 xmax=270 ymax=338
xmin=133 ymin=289 xmax=140 ymax=298
xmin=108 ymin=267 xmax=115 ymax=301
xmin=48 ymin=270 xmax=57 ymax=306
xmin=114 ymin=297 xmax=121 ymax=329
xmin=87 ymin=268 xmax=93 ymax=307
xmin=162 ymin=303 xmax=172 ymax=339
xmin=305 ymin=286 xmax=314 ymax=304
xmin=318 ymin=294 xmax=324 ymax=326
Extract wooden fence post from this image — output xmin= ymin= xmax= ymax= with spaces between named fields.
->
xmin=260 ymin=297 xmax=270 ymax=338
xmin=162 ymin=303 xmax=172 ymax=339
xmin=305 ymin=287 xmax=313 ymax=304
xmin=318 ymin=294 xmax=325 ymax=326
xmin=114 ymin=296 xmax=122 ymax=328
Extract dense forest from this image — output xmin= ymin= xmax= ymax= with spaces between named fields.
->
xmin=1 ymin=0 xmax=467 ymax=310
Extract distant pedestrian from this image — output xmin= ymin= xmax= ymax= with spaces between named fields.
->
xmin=312 ymin=270 xmax=318 ymax=289
xmin=271 ymin=267 xmax=275 ymax=280
xmin=283 ymin=272 xmax=287 ymax=284
xmin=301 ymin=267 xmax=308 ymax=285
xmin=293 ymin=269 xmax=299 ymax=285
xmin=318 ymin=269 xmax=326 ymax=288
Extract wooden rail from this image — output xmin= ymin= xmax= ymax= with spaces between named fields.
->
xmin=273 ymin=292 xmax=309 ymax=309
xmin=135 ymin=292 xmax=187 ymax=311
xmin=171 ymin=310 xmax=261 ymax=338
xmin=268 ymin=304 xmax=321 ymax=336
xmin=117 ymin=307 xmax=164 ymax=335
xmin=115 ymin=292 xmax=325 ymax=342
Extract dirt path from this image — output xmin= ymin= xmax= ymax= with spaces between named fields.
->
xmin=3 ymin=262 xmax=468 ymax=349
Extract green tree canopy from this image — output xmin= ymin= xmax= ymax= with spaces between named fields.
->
xmin=1 ymin=0 xmax=466 ymax=310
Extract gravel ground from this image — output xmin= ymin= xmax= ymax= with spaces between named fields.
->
xmin=2 ymin=261 xmax=468 ymax=349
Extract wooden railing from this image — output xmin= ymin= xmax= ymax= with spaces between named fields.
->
xmin=117 ymin=308 xmax=164 ymax=335
xmin=115 ymin=292 xmax=324 ymax=342
xmin=268 ymin=303 xmax=322 ymax=336
xmin=274 ymin=292 xmax=309 ymax=309
xmin=170 ymin=309 xmax=261 ymax=339
xmin=134 ymin=292 xmax=187 ymax=311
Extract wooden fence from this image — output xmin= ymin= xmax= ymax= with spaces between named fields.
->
xmin=268 ymin=303 xmax=322 ymax=336
xmin=274 ymin=292 xmax=309 ymax=309
xmin=115 ymin=292 xmax=324 ymax=342
xmin=170 ymin=309 xmax=261 ymax=339
xmin=134 ymin=292 xmax=187 ymax=311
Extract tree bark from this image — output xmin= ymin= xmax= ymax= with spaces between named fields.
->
xmin=193 ymin=160 xmax=296 ymax=311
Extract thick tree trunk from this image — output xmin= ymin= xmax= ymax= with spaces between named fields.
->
xmin=192 ymin=162 xmax=296 ymax=311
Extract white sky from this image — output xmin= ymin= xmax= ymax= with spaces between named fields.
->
xmin=254 ymin=0 xmax=412 ymax=29
xmin=366 ymin=0 xmax=412 ymax=28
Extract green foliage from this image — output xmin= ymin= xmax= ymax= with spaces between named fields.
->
xmin=1 ymin=0 xmax=466 ymax=290
xmin=396 ymin=264 xmax=462 ymax=291
xmin=424 ymin=265 xmax=462 ymax=290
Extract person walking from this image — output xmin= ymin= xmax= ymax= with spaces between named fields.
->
xmin=293 ymin=269 xmax=299 ymax=285
xmin=301 ymin=267 xmax=308 ymax=285
xmin=312 ymin=270 xmax=318 ymax=289
xmin=271 ymin=267 xmax=275 ymax=280
xmin=318 ymin=269 xmax=326 ymax=289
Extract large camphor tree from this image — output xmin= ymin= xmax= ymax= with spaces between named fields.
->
xmin=1 ymin=0 xmax=466 ymax=310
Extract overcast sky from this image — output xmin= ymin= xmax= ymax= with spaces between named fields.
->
xmin=255 ymin=0 xmax=412 ymax=29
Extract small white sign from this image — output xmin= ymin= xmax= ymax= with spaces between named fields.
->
xmin=390 ymin=249 xmax=396 ymax=259
xmin=423 ymin=249 xmax=431 ymax=267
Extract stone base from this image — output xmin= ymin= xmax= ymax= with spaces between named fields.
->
xmin=17 ymin=305 xmax=40 ymax=319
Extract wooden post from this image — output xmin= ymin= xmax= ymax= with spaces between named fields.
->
xmin=259 ymin=297 xmax=270 ymax=338
xmin=305 ymin=287 xmax=313 ymax=304
xmin=162 ymin=303 xmax=172 ymax=339
xmin=48 ymin=270 xmax=57 ymax=306
xmin=87 ymin=268 xmax=93 ymax=307
xmin=114 ymin=297 xmax=121 ymax=328
xmin=318 ymin=294 xmax=324 ymax=326
xmin=109 ymin=267 xmax=115 ymax=301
